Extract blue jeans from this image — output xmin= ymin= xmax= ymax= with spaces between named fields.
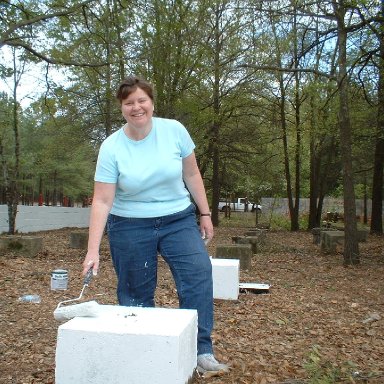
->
xmin=107 ymin=204 xmax=214 ymax=355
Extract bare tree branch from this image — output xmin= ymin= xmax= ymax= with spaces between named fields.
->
xmin=237 ymin=64 xmax=336 ymax=80
xmin=6 ymin=39 xmax=107 ymax=67
xmin=0 ymin=0 xmax=107 ymax=67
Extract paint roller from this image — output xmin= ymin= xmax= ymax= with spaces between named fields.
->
xmin=54 ymin=268 xmax=101 ymax=321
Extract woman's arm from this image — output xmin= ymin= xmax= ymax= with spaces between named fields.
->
xmin=182 ymin=152 xmax=213 ymax=241
xmin=82 ymin=181 xmax=116 ymax=276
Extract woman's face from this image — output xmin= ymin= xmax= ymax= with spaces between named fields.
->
xmin=121 ymin=87 xmax=154 ymax=129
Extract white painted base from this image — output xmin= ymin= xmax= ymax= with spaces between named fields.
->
xmin=211 ymin=258 xmax=240 ymax=300
xmin=55 ymin=306 xmax=197 ymax=384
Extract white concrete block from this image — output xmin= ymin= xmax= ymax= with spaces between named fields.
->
xmin=211 ymin=258 xmax=240 ymax=300
xmin=55 ymin=305 xmax=197 ymax=384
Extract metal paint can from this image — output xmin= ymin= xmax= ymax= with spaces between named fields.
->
xmin=51 ymin=269 xmax=68 ymax=290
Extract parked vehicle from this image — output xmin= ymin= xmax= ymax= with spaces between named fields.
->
xmin=218 ymin=198 xmax=262 ymax=213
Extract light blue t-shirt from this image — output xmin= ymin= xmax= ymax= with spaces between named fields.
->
xmin=95 ymin=117 xmax=195 ymax=218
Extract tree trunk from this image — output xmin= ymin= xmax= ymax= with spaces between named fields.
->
xmin=293 ymin=11 xmax=301 ymax=231
xmin=211 ymin=129 xmax=220 ymax=227
xmin=52 ymin=170 xmax=58 ymax=206
xmin=308 ymin=19 xmax=339 ymax=230
xmin=370 ymin=1 xmax=384 ymax=235
xmin=210 ymin=5 xmax=222 ymax=228
xmin=334 ymin=1 xmax=359 ymax=264
xmin=308 ymin=137 xmax=321 ymax=228
xmin=271 ymin=16 xmax=299 ymax=231
xmin=7 ymin=59 xmax=21 ymax=235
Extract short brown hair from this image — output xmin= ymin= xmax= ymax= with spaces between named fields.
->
xmin=116 ymin=76 xmax=154 ymax=104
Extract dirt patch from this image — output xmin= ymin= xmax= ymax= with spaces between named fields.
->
xmin=0 ymin=227 xmax=383 ymax=383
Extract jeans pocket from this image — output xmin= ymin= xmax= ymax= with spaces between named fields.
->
xmin=107 ymin=214 xmax=126 ymax=232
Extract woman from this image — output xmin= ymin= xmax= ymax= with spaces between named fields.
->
xmin=82 ymin=76 xmax=228 ymax=374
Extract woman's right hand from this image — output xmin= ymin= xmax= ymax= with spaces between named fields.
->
xmin=82 ymin=252 xmax=100 ymax=276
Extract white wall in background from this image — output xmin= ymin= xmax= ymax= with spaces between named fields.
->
xmin=0 ymin=205 xmax=90 ymax=233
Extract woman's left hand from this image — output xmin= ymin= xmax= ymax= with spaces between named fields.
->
xmin=200 ymin=215 xmax=214 ymax=245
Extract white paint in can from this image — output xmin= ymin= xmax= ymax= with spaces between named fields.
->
xmin=51 ymin=269 xmax=68 ymax=290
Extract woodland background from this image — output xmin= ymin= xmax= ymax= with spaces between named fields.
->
xmin=0 ymin=223 xmax=383 ymax=384
xmin=1 ymin=1 xmax=383 ymax=263
xmin=1 ymin=3 xmax=384 ymax=382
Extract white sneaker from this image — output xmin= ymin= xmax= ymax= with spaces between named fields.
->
xmin=197 ymin=353 xmax=229 ymax=374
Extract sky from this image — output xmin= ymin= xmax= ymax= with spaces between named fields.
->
xmin=0 ymin=46 xmax=66 ymax=109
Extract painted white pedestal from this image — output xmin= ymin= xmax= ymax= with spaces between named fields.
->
xmin=55 ymin=306 xmax=197 ymax=384
xmin=211 ymin=258 xmax=240 ymax=300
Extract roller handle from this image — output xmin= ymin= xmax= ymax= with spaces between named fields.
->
xmin=83 ymin=267 xmax=94 ymax=286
